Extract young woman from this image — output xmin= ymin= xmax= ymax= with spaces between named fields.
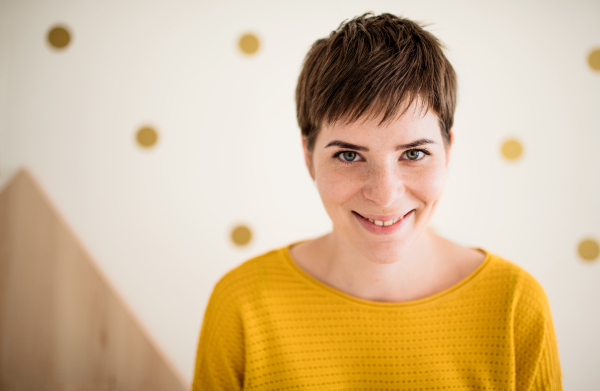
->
xmin=192 ymin=12 xmax=562 ymax=390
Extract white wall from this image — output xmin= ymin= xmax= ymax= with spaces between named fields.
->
xmin=1 ymin=0 xmax=599 ymax=387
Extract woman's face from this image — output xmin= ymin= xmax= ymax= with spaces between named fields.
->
xmin=303 ymin=102 xmax=451 ymax=264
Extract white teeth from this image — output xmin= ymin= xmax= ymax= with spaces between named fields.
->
xmin=367 ymin=217 xmax=401 ymax=226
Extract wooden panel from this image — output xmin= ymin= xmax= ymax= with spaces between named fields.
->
xmin=0 ymin=169 xmax=187 ymax=391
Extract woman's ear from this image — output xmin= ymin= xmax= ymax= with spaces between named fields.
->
xmin=301 ymin=136 xmax=315 ymax=181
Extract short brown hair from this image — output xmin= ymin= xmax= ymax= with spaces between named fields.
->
xmin=295 ymin=12 xmax=457 ymax=152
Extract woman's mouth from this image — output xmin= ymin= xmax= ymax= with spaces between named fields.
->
xmin=352 ymin=210 xmax=414 ymax=235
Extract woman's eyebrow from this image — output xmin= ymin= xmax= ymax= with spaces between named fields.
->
xmin=324 ymin=138 xmax=436 ymax=151
xmin=324 ymin=140 xmax=369 ymax=151
xmin=397 ymin=138 xmax=436 ymax=150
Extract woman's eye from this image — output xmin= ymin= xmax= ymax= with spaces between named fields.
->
xmin=404 ymin=149 xmax=426 ymax=161
xmin=340 ymin=151 xmax=360 ymax=162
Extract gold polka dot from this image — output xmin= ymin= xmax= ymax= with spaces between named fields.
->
xmin=501 ymin=139 xmax=523 ymax=161
xmin=48 ymin=26 xmax=71 ymax=49
xmin=578 ymin=238 xmax=599 ymax=262
xmin=239 ymin=33 xmax=260 ymax=55
xmin=231 ymin=225 xmax=252 ymax=246
xmin=588 ymin=48 xmax=600 ymax=71
xmin=136 ymin=126 xmax=158 ymax=148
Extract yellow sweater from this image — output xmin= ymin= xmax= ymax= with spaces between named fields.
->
xmin=192 ymin=243 xmax=562 ymax=390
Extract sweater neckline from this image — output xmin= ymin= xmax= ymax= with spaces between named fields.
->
xmin=281 ymin=241 xmax=494 ymax=309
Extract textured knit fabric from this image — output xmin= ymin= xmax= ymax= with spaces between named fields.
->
xmin=192 ymin=243 xmax=562 ymax=390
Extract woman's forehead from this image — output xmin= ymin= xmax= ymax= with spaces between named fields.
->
xmin=320 ymin=108 xmax=441 ymax=144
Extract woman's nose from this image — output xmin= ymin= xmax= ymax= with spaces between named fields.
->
xmin=362 ymin=163 xmax=405 ymax=208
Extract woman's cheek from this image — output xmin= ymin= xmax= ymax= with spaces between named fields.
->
xmin=316 ymin=166 xmax=361 ymax=205
xmin=407 ymin=165 xmax=446 ymax=203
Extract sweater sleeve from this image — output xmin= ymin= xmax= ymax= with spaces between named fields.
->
xmin=513 ymin=271 xmax=562 ymax=391
xmin=191 ymin=276 xmax=245 ymax=390
xmin=527 ymin=313 xmax=562 ymax=391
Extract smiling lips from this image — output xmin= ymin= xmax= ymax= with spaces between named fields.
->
xmin=352 ymin=210 xmax=414 ymax=235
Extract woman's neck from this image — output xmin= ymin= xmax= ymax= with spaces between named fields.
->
xmin=289 ymin=230 xmax=484 ymax=303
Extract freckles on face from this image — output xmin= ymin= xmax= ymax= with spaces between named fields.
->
xmin=315 ymin=159 xmax=364 ymax=208
xmin=403 ymin=157 xmax=446 ymax=210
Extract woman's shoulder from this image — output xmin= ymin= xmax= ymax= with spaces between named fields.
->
xmin=434 ymin=235 xmax=547 ymax=304
xmin=210 ymin=244 xmax=292 ymax=298
xmin=484 ymin=252 xmax=545 ymax=289
xmin=479 ymin=251 xmax=553 ymax=314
